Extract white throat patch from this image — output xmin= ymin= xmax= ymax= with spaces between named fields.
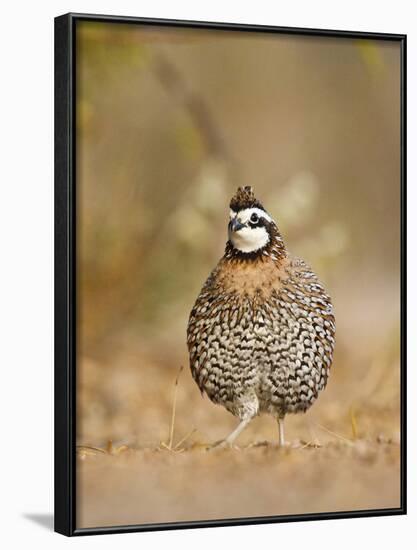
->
xmin=229 ymin=207 xmax=272 ymax=253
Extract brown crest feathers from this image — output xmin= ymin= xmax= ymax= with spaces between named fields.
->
xmin=230 ymin=186 xmax=265 ymax=212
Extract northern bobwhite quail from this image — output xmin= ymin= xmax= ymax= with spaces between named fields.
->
xmin=187 ymin=186 xmax=335 ymax=448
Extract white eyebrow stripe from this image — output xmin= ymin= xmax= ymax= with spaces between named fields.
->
xmin=237 ymin=207 xmax=272 ymax=223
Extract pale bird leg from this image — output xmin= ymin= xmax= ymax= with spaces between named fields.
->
xmin=278 ymin=417 xmax=285 ymax=447
xmin=210 ymin=417 xmax=253 ymax=450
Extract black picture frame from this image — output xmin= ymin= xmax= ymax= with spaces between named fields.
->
xmin=54 ymin=12 xmax=407 ymax=537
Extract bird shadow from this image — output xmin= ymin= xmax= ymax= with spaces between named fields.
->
xmin=23 ymin=513 xmax=54 ymax=531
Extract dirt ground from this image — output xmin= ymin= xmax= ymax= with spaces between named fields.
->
xmin=77 ymin=438 xmax=400 ymax=528
xmin=76 ymin=342 xmax=401 ymax=529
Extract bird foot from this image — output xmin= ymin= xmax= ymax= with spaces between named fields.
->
xmin=207 ymin=439 xmax=237 ymax=451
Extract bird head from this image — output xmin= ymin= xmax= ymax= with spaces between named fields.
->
xmin=228 ymin=186 xmax=279 ymax=256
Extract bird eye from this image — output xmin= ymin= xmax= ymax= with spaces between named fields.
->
xmin=250 ymin=213 xmax=259 ymax=223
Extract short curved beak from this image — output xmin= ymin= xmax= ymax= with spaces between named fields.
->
xmin=230 ymin=218 xmax=246 ymax=232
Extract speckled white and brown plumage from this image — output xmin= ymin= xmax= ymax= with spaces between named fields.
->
xmin=187 ymin=186 xmax=335 ymax=447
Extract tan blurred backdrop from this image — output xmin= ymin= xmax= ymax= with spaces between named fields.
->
xmin=75 ymin=21 xmax=401 ymax=528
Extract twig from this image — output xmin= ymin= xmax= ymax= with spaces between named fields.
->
xmin=298 ymin=441 xmax=321 ymax=450
xmin=308 ymin=422 xmax=322 ymax=447
xmin=315 ymin=423 xmax=354 ymax=446
xmin=160 ymin=442 xmax=184 ymax=454
xmin=152 ymin=53 xmax=232 ymax=163
xmin=350 ymin=406 xmax=358 ymax=440
xmin=174 ymin=428 xmax=197 ymax=450
xmin=76 ymin=445 xmax=106 ymax=454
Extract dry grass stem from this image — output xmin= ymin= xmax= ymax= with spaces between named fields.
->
xmin=315 ymin=423 xmax=354 ymax=446
xmin=350 ymin=406 xmax=358 ymax=440
xmin=174 ymin=428 xmax=198 ymax=450
xmin=160 ymin=371 xmax=200 ymax=452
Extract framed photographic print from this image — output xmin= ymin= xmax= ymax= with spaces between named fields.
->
xmin=55 ymin=13 xmax=406 ymax=536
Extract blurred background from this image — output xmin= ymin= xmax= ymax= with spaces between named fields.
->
xmin=75 ymin=21 xmax=401 ymax=528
